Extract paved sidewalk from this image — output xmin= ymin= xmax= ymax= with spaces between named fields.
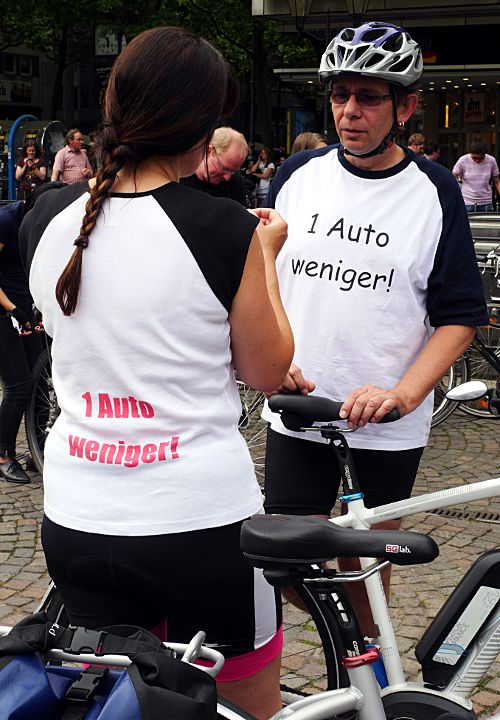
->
xmin=0 ymin=409 xmax=499 ymax=716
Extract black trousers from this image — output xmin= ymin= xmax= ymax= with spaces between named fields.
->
xmin=0 ymin=308 xmax=43 ymax=456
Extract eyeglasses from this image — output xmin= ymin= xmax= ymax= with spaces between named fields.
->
xmin=213 ymin=148 xmax=236 ymax=174
xmin=330 ymin=90 xmax=392 ymax=108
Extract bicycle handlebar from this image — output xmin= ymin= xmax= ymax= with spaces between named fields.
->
xmin=268 ymin=393 xmax=400 ymax=432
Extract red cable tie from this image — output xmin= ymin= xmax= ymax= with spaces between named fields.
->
xmin=342 ymin=647 xmax=379 ymax=668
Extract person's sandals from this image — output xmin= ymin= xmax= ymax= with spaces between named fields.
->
xmin=0 ymin=459 xmax=31 ymax=484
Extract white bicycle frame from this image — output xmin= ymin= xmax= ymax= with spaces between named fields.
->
xmin=330 ymin=474 xmax=500 ymax=710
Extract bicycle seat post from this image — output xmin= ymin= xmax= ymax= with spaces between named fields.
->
xmin=322 ymin=426 xmax=363 ymax=500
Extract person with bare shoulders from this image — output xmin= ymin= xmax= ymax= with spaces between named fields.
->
xmin=20 ymin=27 xmax=293 ymax=720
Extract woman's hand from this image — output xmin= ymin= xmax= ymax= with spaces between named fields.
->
xmin=8 ymin=306 xmax=32 ymax=335
xmin=266 ymin=362 xmax=316 ymax=397
xmin=250 ymin=208 xmax=287 ymax=259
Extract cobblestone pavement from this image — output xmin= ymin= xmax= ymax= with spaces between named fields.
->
xmin=1 ymin=408 xmax=499 ymax=716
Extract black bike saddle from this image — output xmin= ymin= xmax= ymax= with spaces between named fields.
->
xmin=241 ymin=514 xmax=439 ymax=569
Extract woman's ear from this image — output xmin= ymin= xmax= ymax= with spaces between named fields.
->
xmin=397 ymin=93 xmax=418 ymax=125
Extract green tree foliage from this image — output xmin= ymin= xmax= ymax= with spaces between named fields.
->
xmin=1 ymin=0 xmax=317 ymax=145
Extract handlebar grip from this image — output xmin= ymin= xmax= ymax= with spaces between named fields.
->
xmin=379 ymin=408 xmax=401 ymax=423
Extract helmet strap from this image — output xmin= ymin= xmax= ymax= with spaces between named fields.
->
xmin=343 ymin=86 xmax=400 ymax=159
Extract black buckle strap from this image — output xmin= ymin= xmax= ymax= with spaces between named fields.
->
xmin=64 ymin=627 xmax=107 ymax=655
xmin=66 ymin=665 xmax=108 ymax=702
xmin=63 ymin=666 xmax=108 ymax=720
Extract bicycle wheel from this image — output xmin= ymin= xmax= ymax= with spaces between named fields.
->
xmin=237 ymin=381 xmax=266 ymax=487
xmin=460 ymin=318 xmax=500 ymax=418
xmin=431 ymin=355 xmax=469 ymax=428
xmin=279 ymin=582 xmax=348 ymax=698
xmin=25 ymin=347 xmax=60 ymax=473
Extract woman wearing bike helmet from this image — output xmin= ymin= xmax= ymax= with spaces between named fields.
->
xmin=262 ymin=21 xmax=488 ymax=635
xmin=19 ymin=27 xmax=293 ymax=719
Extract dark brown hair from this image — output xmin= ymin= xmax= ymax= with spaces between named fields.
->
xmin=17 ymin=141 xmax=43 ymax=164
xmin=56 ymin=26 xmax=239 ymax=315
xmin=470 ymin=138 xmax=487 ymax=156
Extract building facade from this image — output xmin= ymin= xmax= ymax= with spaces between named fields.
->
xmin=253 ymin=0 xmax=500 ymax=170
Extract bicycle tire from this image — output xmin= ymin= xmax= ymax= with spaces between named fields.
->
xmin=236 ymin=381 xmax=266 ymax=487
xmin=431 ymin=355 xmax=469 ymax=428
xmin=460 ymin=318 xmax=500 ymax=419
xmin=25 ymin=347 xmax=59 ymax=474
xmin=292 ymin=582 xmax=349 ymax=692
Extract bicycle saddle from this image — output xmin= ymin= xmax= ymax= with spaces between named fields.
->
xmin=241 ymin=514 xmax=439 ymax=568
xmin=268 ymin=394 xmax=399 ymax=431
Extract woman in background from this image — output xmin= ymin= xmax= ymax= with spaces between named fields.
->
xmin=246 ymin=147 xmax=275 ymax=206
xmin=16 ymin=142 xmax=46 ymax=198
xmin=291 ymin=131 xmax=327 ymax=154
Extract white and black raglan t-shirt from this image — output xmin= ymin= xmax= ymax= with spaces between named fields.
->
xmin=262 ymin=145 xmax=488 ymax=451
xmin=20 ymin=181 xmax=263 ymax=536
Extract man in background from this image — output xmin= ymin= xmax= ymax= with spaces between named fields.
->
xmin=180 ymin=127 xmax=247 ymax=206
xmin=51 ymin=129 xmax=92 ymax=184
xmin=424 ymin=142 xmax=440 ymax=162
xmin=408 ymin=132 xmax=425 ymax=155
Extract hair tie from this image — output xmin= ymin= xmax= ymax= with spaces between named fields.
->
xmin=74 ymin=234 xmax=89 ymax=249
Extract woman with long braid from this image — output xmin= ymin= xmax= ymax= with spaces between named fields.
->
xmin=19 ymin=27 xmax=293 ymax=719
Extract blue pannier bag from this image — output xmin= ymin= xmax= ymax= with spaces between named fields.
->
xmin=0 ymin=612 xmax=218 ymax=719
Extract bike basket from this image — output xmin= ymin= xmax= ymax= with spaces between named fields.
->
xmin=0 ymin=612 xmax=218 ymax=720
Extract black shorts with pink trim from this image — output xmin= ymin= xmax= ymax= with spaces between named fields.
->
xmin=42 ymin=514 xmax=282 ymax=678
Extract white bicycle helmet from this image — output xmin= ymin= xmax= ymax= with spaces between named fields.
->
xmin=319 ymin=22 xmax=422 ymax=158
xmin=319 ymin=21 xmax=423 ymax=89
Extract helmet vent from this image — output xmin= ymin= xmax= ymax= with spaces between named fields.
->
xmin=353 ymin=45 xmax=369 ymax=61
xmin=389 ymin=56 xmax=413 ymax=73
xmin=362 ymin=29 xmax=386 ymax=42
xmin=341 ymin=28 xmax=355 ymax=41
xmin=382 ymin=34 xmax=403 ymax=52
xmin=362 ymin=52 xmax=385 ymax=68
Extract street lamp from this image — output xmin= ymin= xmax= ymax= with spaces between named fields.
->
xmin=345 ymin=0 xmax=369 ymax=22
xmin=288 ymin=0 xmax=313 ymax=31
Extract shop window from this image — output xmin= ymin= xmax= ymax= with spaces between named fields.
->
xmin=3 ymin=53 xmax=15 ymax=75
xmin=18 ymin=55 xmax=32 ymax=77
xmin=439 ymin=90 xmax=460 ymax=130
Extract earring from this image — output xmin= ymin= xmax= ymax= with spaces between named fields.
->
xmin=399 ymin=122 xmax=405 ymax=129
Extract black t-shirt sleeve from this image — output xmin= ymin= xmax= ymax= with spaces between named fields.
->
xmin=228 ymin=173 xmax=247 ymax=206
xmin=0 ymin=202 xmax=22 ymax=249
xmin=153 ymin=183 xmax=259 ymax=312
xmin=421 ymin=163 xmax=489 ymax=327
xmin=19 ymin=181 xmax=88 ymax=273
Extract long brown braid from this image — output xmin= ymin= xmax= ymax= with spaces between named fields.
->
xmin=55 ymin=26 xmax=239 ymax=316
xmin=55 ymin=125 xmax=131 ymax=315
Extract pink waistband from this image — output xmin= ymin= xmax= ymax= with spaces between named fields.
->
xmin=197 ymin=625 xmax=283 ymax=682
xmin=149 ymin=619 xmax=283 ymax=681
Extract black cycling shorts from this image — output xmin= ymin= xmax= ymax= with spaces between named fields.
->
xmin=264 ymin=427 xmax=424 ymax=516
xmin=42 ymin=515 xmax=282 ymax=661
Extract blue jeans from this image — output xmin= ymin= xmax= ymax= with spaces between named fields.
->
xmin=465 ymin=203 xmax=494 ymax=212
